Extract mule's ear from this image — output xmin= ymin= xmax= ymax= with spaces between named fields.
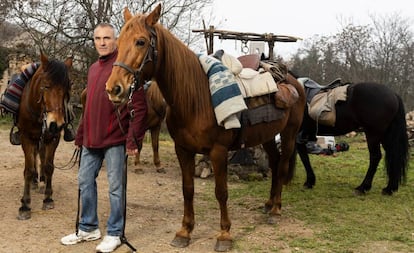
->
xmin=146 ymin=3 xmax=161 ymax=26
xmin=124 ymin=7 xmax=133 ymax=22
xmin=64 ymin=56 xmax=73 ymax=69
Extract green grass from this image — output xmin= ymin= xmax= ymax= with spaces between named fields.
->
xmin=200 ymin=135 xmax=414 ymax=252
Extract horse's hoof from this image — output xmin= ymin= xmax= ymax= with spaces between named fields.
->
xmin=267 ymin=214 xmax=281 ymax=224
xmin=156 ymin=167 xmax=166 ymax=173
xmin=262 ymin=205 xmax=271 ymax=214
xmin=381 ymin=188 xmax=393 ymax=196
xmin=17 ymin=210 xmax=31 ymax=220
xmin=303 ymin=183 xmax=313 ymax=189
xmin=42 ymin=199 xmax=54 ymax=210
xmin=214 ymin=239 xmax=232 ymax=252
xmin=353 ymin=189 xmax=366 ymax=196
xmin=170 ymin=236 xmax=190 ymax=248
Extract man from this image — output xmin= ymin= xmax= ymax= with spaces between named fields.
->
xmin=61 ymin=23 xmax=147 ymax=253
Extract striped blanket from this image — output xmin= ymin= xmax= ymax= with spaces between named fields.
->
xmin=198 ymin=54 xmax=247 ymax=129
xmin=0 ymin=62 xmax=39 ymax=114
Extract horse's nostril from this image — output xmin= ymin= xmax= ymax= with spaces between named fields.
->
xmin=114 ymin=85 xmax=122 ymax=96
xmin=49 ymin=122 xmax=59 ymax=134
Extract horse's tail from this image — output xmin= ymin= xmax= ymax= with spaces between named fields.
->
xmin=383 ymin=96 xmax=409 ymax=191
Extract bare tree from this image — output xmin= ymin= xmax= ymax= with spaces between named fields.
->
xmin=290 ymin=13 xmax=414 ymax=110
xmin=4 ymin=0 xmax=212 ymax=96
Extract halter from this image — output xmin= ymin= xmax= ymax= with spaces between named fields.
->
xmin=112 ymin=25 xmax=158 ymax=102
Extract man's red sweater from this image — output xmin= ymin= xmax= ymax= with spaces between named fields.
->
xmin=75 ymin=49 xmax=147 ymax=150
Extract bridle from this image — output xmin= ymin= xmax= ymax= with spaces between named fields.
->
xmin=112 ymin=25 xmax=158 ymax=102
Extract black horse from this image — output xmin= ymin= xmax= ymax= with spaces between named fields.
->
xmin=297 ymin=78 xmax=409 ymax=195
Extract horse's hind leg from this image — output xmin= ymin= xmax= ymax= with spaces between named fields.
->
xmin=262 ymin=140 xmax=280 ymax=212
xmin=150 ymin=125 xmax=164 ymax=172
xmin=209 ymin=144 xmax=232 ymax=252
xmin=355 ymin=135 xmax=381 ymax=195
xmin=262 ymin=140 xmax=284 ymax=224
xmin=263 ymin=130 xmax=297 ymax=224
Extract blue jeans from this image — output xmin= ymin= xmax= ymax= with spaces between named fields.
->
xmin=78 ymin=145 xmax=125 ymax=237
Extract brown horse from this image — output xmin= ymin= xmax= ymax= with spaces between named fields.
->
xmin=80 ymin=80 xmax=166 ymax=169
xmin=105 ymin=4 xmax=305 ymax=252
xmin=17 ymin=52 xmax=72 ymax=220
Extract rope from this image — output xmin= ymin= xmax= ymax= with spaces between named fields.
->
xmin=54 ymin=148 xmax=80 ymax=170
xmin=121 ymin=154 xmax=137 ymax=252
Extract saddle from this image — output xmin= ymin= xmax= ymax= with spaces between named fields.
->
xmin=298 ymin=77 xmax=342 ymax=103
xmin=237 ymin=55 xmax=298 ymax=110
xmin=298 ymin=77 xmax=349 ymax=127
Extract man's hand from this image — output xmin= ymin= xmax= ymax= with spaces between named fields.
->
xmin=126 ymin=149 xmax=139 ymax=156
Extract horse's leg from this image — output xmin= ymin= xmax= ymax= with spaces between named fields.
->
xmin=296 ymin=142 xmax=316 ymax=188
xmin=18 ymin=141 xmax=37 ymax=220
xmin=31 ymin=163 xmax=39 ymax=190
xmin=262 ymin=140 xmax=280 ymax=213
xmin=209 ymin=144 xmax=232 ymax=252
xmin=41 ymin=139 xmax=60 ymax=210
xmin=150 ymin=124 xmax=162 ymax=169
xmin=355 ymin=134 xmax=381 ymax=195
xmin=170 ymin=144 xmax=195 ymax=248
xmin=263 ymin=132 xmax=297 ymax=224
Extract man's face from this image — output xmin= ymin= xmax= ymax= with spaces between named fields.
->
xmin=94 ymin=26 xmax=117 ymax=57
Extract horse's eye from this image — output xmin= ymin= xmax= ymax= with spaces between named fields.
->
xmin=136 ymin=39 xmax=145 ymax=47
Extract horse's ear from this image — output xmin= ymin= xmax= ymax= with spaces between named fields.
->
xmin=124 ymin=7 xmax=132 ymax=22
xmin=40 ymin=52 xmax=49 ymax=66
xmin=146 ymin=3 xmax=161 ymax=26
xmin=64 ymin=56 xmax=73 ymax=69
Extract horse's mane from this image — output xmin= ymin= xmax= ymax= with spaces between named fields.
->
xmin=152 ymin=22 xmax=213 ymax=121
xmin=44 ymin=59 xmax=71 ymax=90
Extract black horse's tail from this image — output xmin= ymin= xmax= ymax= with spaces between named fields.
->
xmin=383 ymin=96 xmax=409 ymax=193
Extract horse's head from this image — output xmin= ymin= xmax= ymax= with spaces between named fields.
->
xmin=106 ymin=4 xmax=161 ymax=105
xmin=34 ymin=52 xmax=72 ymax=135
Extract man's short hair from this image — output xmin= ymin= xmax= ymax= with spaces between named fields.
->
xmin=94 ymin=23 xmax=118 ymax=38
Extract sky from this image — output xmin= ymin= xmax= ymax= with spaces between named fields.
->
xmin=205 ymin=0 xmax=413 ymax=59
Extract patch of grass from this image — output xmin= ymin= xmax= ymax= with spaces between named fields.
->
xmin=199 ymin=135 xmax=414 ymax=252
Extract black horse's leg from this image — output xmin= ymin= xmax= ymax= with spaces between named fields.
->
xmin=170 ymin=144 xmax=196 ymax=248
xmin=355 ymin=135 xmax=382 ymax=195
xmin=297 ymin=142 xmax=316 ymax=188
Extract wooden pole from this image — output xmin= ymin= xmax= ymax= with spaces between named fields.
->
xmin=208 ymin=25 xmax=214 ymax=55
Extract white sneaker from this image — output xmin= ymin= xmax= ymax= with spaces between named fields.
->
xmin=61 ymin=229 xmax=101 ymax=245
xmin=95 ymin=235 xmax=122 ymax=253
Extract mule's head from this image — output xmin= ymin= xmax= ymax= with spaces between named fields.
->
xmin=106 ymin=4 xmax=161 ymax=105
xmin=36 ymin=52 xmax=72 ymax=135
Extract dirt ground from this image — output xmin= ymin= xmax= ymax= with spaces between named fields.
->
xmin=0 ymin=128 xmax=314 ymax=253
